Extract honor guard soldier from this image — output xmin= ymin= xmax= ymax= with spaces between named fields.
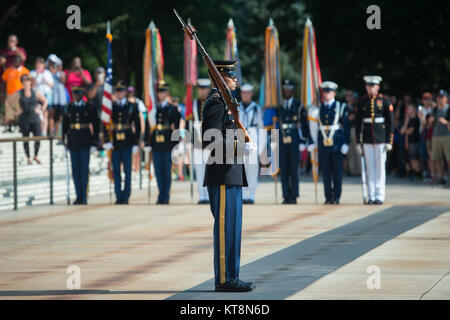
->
xmin=62 ymin=85 xmax=99 ymax=205
xmin=355 ymin=75 xmax=394 ymax=204
xmin=308 ymin=81 xmax=350 ymax=204
xmin=103 ymin=80 xmax=141 ymax=205
xmin=192 ymin=78 xmax=211 ymax=204
xmin=238 ymin=83 xmax=263 ymax=204
xmin=278 ymin=80 xmax=309 ymax=204
xmin=145 ymin=80 xmax=181 ymax=204
xmin=202 ymin=60 xmax=256 ymax=292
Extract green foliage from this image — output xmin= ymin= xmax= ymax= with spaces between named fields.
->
xmin=0 ymin=0 xmax=448 ymax=101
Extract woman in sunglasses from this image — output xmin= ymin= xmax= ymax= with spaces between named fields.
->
xmin=5 ymin=74 xmax=48 ymax=164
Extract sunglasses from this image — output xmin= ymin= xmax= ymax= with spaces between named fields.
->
xmin=21 ymin=77 xmax=31 ymax=82
xmin=73 ymin=90 xmax=84 ymax=95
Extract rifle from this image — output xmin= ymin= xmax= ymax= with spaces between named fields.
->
xmin=174 ymin=9 xmax=251 ymax=143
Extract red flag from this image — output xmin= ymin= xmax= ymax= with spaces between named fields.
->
xmin=183 ymin=19 xmax=197 ymax=121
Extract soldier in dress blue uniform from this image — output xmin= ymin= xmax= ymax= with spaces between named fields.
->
xmin=308 ymin=81 xmax=350 ymax=204
xmin=202 ymin=60 xmax=256 ymax=292
xmin=145 ymin=80 xmax=181 ymax=204
xmin=103 ymin=80 xmax=141 ymax=205
xmin=62 ymin=85 xmax=99 ymax=205
xmin=355 ymin=75 xmax=394 ymax=204
xmin=278 ymin=80 xmax=309 ymax=204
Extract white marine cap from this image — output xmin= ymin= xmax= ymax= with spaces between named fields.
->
xmin=320 ymin=81 xmax=338 ymax=90
xmin=47 ymin=53 xmax=62 ymax=66
xmin=197 ymin=78 xmax=211 ymax=87
xmin=363 ymin=75 xmax=383 ymax=85
xmin=241 ymin=83 xmax=254 ymax=92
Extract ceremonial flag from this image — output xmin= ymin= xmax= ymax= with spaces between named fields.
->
xmin=143 ymin=21 xmax=164 ymax=128
xmin=262 ymin=18 xmax=282 ymax=128
xmin=184 ymin=19 xmax=197 ymax=122
xmin=301 ymin=18 xmax=322 ymax=108
xmin=100 ymin=21 xmax=113 ymax=125
xmin=301 ymin=18 xmax=322 ymax=197
xmin=224 ymin=18 xmax=242 ymax=87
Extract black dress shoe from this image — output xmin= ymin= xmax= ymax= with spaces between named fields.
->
xmin=242 ymin=199 xmax=249 ymax=204
xmin=115 ymin=199 xmax=123 ymax=205
xmin=198 ymin=200 xmax=208 ymax=205
xmin=374 ymin=199 xmax=383 ymax=205
xmin=215 ymin=279 xmax=256 ymax=292
xmin=73 ymin=199 xmax=82 ymax=205
xmin=324 ymin=200 xmax=332 ymax=204
xmin=122 ymin=199 xmax=129 ymax=205
xmin=289 ymin=198 xmax=297 ymax=204
xmin=334 ymin=199 xmax=340 ymax=205
xmin=367 ymin=199 xmax=375 ymax=205
xmin=282 ymin=198 xmax=290 ymax=204
xmin=247 ymin=199 xmax=254 ymax=204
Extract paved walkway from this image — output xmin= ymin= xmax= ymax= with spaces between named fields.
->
xmin=0 ymin=177 xmax=448 ymax=299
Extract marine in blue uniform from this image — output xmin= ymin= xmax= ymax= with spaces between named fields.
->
xmin=62 ymin=85 xmax=99 ymax=205
xmin=145 ymin=80 xmax=181 ymax=204
xmin=202 ymin=60 xmax=256 ymax=292
xmin=103 ymin=80 xmax=141 ymax=205
xmin=277 ymin=80 xmax=309 ymax=204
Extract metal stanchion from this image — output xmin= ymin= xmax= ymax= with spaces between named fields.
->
xmin=13 ymin=141 xmax=18 ymax=211
xmin=49 ymin=138 xmax=54 ymax=205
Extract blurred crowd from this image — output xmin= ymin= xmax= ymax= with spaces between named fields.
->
xmin=0 ymin=34 xmax=449 ymax=186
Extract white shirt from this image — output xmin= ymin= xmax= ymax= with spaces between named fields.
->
xmin=30 ymin=69 xmax=54 ymax=96
xmin=118 ymin=98 xmax=127 ymax=106
xmin=284 ymin=97 xmax=294 ymax=109
xmin=323 ymin=98 xmax=335 ymax=108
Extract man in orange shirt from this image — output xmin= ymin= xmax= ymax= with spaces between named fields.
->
xmin=2 ymin=56 xmax=29 ymax=125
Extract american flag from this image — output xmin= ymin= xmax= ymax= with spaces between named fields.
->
xmin=101 ymin=21 xmax=113 ymax=125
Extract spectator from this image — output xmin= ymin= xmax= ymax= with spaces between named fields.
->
xmin=127 ymin=86 xmax=146 ymax=173
xmin=2 ymin=55 xmax=29 ymax=128
xmin=30 ymin=57 xmax=53 ymax=135
xmin=5 ymin=74 xmax=48 ymax=165
xmin=430 ymin=90 xmax=450 ymax=185
xmin=423 ymin=114 xmax=434 ymax=183
xmin=64 ymin=57 xmax=92 ymax=102
xmin=87 ymin=67 xmax=106 ymax=118
xmin=401 ymin=104 xmax=422 ymax=180
xmin=47 ymin=54 xmax=67 ymax=136
xmin=0 ymin=34 xmax=27 ymax=71
xmin=420 ymin=92 xmax=435 ymax=119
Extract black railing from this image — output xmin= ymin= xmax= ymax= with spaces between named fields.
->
xmin=0 ymin=136 xmax=61 ymax=211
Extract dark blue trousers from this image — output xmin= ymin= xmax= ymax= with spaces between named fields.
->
xmin=153 ymin=151 xmax=172 ymax=202
xmin=319 ymin=151 xmax=343 ymax=201
xmin=112 ymin=147 xmax=132 ymax=202
xmin=279 ymin=142 xmax=299 ymax=200
xmin=208 ymin=185 xmax=243 ymax=286
xmin=70 ymin=148 xmax=90 ymax=202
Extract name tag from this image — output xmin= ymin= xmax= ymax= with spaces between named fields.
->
xmin=156 ymin=134 xmax=165 ymax=143
xmin=116 ymin=132 xmax=126 ymax=141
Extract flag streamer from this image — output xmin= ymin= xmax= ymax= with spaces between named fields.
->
xmin=184 ymin=19 xmax=197 ymax=122
xmin=143 ymin=21 xmax=164 ymax=128
xmin=224 ymin=18 xmax=242 ymax=87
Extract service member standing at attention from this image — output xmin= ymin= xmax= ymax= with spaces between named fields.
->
xmin=278 ymin=80 xmax=309 ymax=204
xmin=146 ymin=80 xmax=181 ymax=205
xmin=308 ymin=81 xmax=350 ymax=204
xmin=238 ymin=83 xmax=263 ymax=204
xmin=192 ymin=78 xmax=211 ymax=204
xmin=103 ymin=80 xmax=141 ymax=205
xmin=355 ymin=76 xmax=394 ymax=204
xmin=202 ymin=60 xmax=256 ymax=292
xmin=62 ymin=85 xmax=99 ymax=205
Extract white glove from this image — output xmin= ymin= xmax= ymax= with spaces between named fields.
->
xmin=341 ymin=144 xmax=349 ymax=155
xmin=307 ymin=144 xmax=317 ymax=152
xmin=90 ymin=146 xmax=97 ymax=155
xmin=356 ymin=144 xmax=363 ymax=155
xmin=103 ymin=142 xmax=113 ymax=150
xmin=244 ymin=142 xmax=257 ymax=155
xmin=144 ymin=146 xmax=152 ymax=152
xmin=132 ymin=145 xmax=139 ymax=154
xmin=299 ymin=143 xmax=306 ymax=152
xmin=385 ymin=143 xmax=392 ymax=152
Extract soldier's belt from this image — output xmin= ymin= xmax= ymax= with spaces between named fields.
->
xmin=281 ymin=123 xmax=296 ymax=129
xmin=113 ymin=123 xmax=132 ymax=130
xmin=319 ymin=124 xmax=340 ymax=131
xmin=70 ymin=123 xmax=90 ymax=130
xmin=364 ymin=117 xmax=385 ymax=124
xmin=156 ymin=124 xmax=170 ymax=130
